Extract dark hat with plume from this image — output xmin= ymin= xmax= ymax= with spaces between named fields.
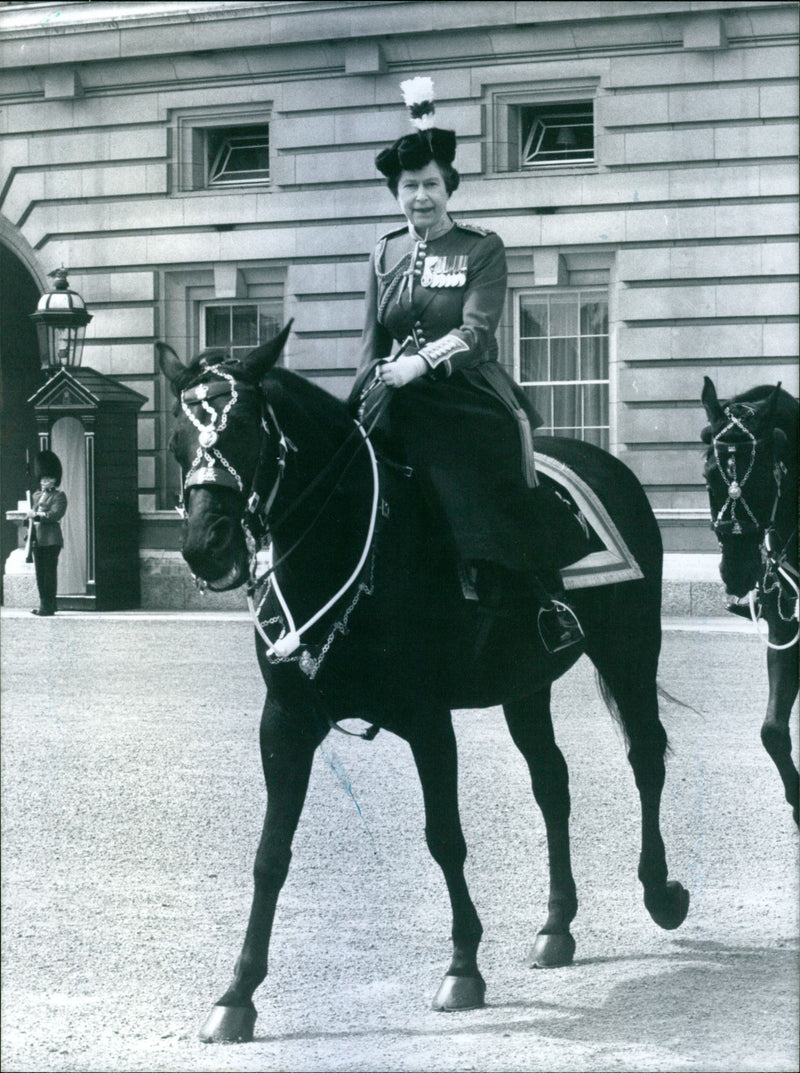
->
xmin=375 ymin=77 xmax=457 ymax=180
xmin=34 ymin=449 xmax=62 ymax=485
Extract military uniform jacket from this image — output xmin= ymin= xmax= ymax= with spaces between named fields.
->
xmin=350 ymin=221 xmax=552 ymax=574
xmin=32 ymin=488 xmax=67 ymax=547
xmin=350 ymin=220 xmax=541 ymax=486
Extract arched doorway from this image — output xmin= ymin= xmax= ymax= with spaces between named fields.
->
xmin=0 ymin=243 xmax=44 ymax=599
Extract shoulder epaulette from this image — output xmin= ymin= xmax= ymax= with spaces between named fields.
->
xmin=455 ymin=221 xmax=493 ymax=237
xmin=377 ymin=225 xmax=409 ymax=243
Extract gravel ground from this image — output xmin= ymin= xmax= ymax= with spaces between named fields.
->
xmin=1 ymin=611 xmax=797 ymax=1073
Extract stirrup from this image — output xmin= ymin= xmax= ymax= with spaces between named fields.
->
xmin=537 ymin=599 xmax=584 ymax=654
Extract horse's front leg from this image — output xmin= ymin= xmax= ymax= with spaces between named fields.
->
xmin=762 ymin=632 xmax=799 ymax=825
xmin=200 ymin=695 xmax=324 ymax=1043
xmin=407 ymin=713 xmax=485 ymax=1011
xmin=503 ymin=689 xmax=578 ymax=968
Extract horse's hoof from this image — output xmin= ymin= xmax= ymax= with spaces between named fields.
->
xmin=199 ymin=1003 xmax=257 ymax=1043
xmin=526 ymin=932 xmax=576 ymax=968
xmin=431 ymin=973 xmax=486 ymax=1011
xmin=645 ymin=880 xmax=690 ymax=931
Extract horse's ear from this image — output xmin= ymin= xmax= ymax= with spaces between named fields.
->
xmin=773 ymin=427 xmax=788 ymax=453
xmin=240 ymin=320 xmax=294 ymax=383
xmin=701 ymin=376 xmax=725 ymax=425
xmin=156 ymin=341 xmax=186 ymax=391
xmin=757 ymin=381 xmax=782 ymax=428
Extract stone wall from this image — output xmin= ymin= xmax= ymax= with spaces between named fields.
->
xmin=1 ymin=0 xmax=797 ymax=552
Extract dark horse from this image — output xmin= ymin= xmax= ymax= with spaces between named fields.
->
xmin=158 ymin=326 xmax=688 ymax=1043
xmin=701 ymin=377 xmax=799 ymax=825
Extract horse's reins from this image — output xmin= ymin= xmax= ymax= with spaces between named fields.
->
xmin=179 ymin=364 xmax=388 ymax=668
xmin=709 ymin=405 xmax=798 ymax=649
xmin=249 ymin=417 xmax=381 ymax=662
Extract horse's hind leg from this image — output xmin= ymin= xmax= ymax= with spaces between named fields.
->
xmin=591 ymin=652 xmax=689 ymax=931
xmin=407 ymin=714 xmax=486 ymax=1011
xmin=200 ymin=695 xmax=323 ymax=1043
xmin=503 ymin=688 xmax=577 ymax=968
xmin=763 ymin=641 xmax=799 ymax=825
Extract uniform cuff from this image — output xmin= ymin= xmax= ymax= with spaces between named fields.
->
xmin=418 ymin=334 xmax=470 ymax=378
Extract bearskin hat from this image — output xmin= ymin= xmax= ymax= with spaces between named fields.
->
xmin=34 ymin=449 xmax=62 ymax=485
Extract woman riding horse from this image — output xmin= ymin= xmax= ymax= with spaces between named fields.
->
xmin=158 ymin=321 xmax=689 ymax=1042
xmin=349 ymin=76 xmax=590 ymax=653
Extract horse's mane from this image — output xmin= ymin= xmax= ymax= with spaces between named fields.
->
xmin=727 ymin=384 xmax=799 ymax=467
xmin=262 ymin=366 xmax=357 ymax=444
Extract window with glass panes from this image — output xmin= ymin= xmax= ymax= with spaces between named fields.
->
xmin=201 ymin=303 xmax=282 ymax=361
xmin=514 ymin=290 xmax=609 ymax=448
xmin=207 ymin=125 xmax=269 ymax=186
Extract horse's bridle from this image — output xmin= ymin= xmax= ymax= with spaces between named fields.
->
xmin=178 ymin=363 xmax=292 ymax=547
xmin=706 ymin=404 xmax=782 ymax=538
xmin=178 ymin=364 xmax=383 ymax=675
xmin=707 ymin=404 xmax=798 ymax=647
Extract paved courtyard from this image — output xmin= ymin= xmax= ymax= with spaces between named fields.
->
xmin=1 ymin=609 xmax=798 ymax=1072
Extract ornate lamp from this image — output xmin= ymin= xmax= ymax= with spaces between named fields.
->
xmin=30 ymin=267 xmax=92 ymax=370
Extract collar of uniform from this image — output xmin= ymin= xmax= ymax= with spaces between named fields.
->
xmin=407 ymin=215 xmax=455 ymax=243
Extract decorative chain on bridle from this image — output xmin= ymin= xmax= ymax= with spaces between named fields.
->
xmin=710 ymin=405 xmax=761 ymax=536
xmin=181 ymin=365 xmax=244 ymax=494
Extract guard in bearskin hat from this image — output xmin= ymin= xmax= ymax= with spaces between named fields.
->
xmin=28 ymin=449 xmax=68 ymax=616
xmin=349 ymin=77 xmax=592 ymax=651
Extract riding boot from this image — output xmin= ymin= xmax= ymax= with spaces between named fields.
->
xmin=472 ymin=562 xmax=584 ymax=654
xmin=525 ymin=571 xmax=584 ymax=654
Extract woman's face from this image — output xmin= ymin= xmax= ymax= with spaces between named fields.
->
xmin=396 ymin=162 xmax=450 ymax=234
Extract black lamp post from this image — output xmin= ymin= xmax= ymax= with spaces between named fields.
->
xmin=30 ymin=267 xmax=92 ymax=370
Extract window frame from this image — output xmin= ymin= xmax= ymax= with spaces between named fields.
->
xmin=519 ymin=101 xmax=595 ymax=169
xmin=486 ymin=79 xmax=601 ymax=176
xmin=513 ymin=287 xmax=610 ymax=447
xmin=199 ymin=300 xmax=283 ymax=362
xmin=171 ymin=103 xmax=273 ymax=194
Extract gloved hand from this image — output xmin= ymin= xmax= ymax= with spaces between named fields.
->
xmin=377 ymin=353 xmax=427 ymax=388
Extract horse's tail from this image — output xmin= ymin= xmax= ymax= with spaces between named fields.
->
xmin=593 ymin=671 xmax=699 ymax=756
xmin=594 ymin=670 xmax=630 ymax=747
xmin=656 ymin=683 xmax=703 ymax=717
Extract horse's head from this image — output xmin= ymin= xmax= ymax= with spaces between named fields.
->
xmin=701 ymin=376 xmax=788 ymax=598
xmin=157 ymin=322 xmax=292 ymax=590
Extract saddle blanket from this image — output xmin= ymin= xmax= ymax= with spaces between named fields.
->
xmin=536 ymin=453 xmax=644 ymax=592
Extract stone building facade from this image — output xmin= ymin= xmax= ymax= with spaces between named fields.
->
xmin=1 ymin=0 xmax=797 ymax=609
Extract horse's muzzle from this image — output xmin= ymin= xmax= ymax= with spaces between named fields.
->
xmin=182 ymin=496 xmax=249 ymax=590
xmin=718 ymin=534 xmax=762 ymax=599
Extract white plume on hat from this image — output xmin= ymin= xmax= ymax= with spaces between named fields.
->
xmin=400 ymin=76 xmax=436 ymax=130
